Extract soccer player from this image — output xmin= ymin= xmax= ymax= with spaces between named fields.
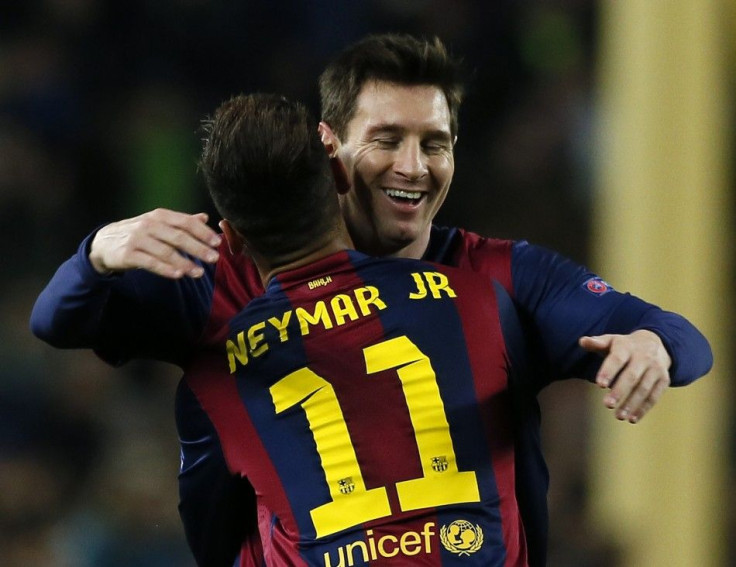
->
xmin=31 ymin=34 xmax=713 ymax=567
xmin=193 ymin=91 xmax=531 ymax=565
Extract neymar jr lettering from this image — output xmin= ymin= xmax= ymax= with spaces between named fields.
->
xmin=226 ymin=271 xmax=457 ymax=372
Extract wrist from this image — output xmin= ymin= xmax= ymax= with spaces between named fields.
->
xmin=634 ymin=328 xmax=672 ymax=369
xmin=88 ymin=235 xmax=114 ymax=275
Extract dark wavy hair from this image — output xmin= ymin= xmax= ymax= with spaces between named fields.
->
xmin=319 ymin=33 xmax=465 ymax=140
xmin=199 ymin=93 xmax=338 ymax=258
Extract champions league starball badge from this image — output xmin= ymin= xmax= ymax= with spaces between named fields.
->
xmin=582 ymin=277 xmax=613 ymax=296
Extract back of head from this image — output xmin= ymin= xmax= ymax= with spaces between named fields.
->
xmin=200 ymin=93 xmax=339 ymax=260
xmin=319 ymin=33 xmax=465 ymax=140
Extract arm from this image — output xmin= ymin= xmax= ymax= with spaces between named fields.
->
xmin=30 ymin=209 xmax=222 ymax=365
xmin=511 ymin=241 xmax=713 ymax=422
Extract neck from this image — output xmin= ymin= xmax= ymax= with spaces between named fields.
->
xmin=255 ymin=230 xmax=354 ymax=287
xmin=351 ymin=227 xmax=431 ymax=260
xmin=384 ymin=229 xmax=431 ymax=260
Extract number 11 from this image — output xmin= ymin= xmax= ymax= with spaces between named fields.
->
xmin=269 ymin=336 xmax=480 ymax=538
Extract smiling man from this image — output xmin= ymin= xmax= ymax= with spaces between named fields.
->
xmin=323 ymin=81 xmax=456 ymax=258
xmin=31 ymin=34 xmax=712 ymax=567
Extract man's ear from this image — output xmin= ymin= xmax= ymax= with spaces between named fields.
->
xmin=319 ymin=122 xmax=350 ymax=194
xmin=219 ymin=220 xmax=245 ymax=255
xmin=318 ymin=121 xmax=340 ymax=158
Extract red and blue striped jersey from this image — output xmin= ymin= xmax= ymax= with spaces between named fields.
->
xmin=188 ymin=249 xmax=528 ymax=566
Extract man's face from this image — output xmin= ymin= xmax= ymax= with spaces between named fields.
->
xmin=336 ymin=81 xmax=455 ymax=258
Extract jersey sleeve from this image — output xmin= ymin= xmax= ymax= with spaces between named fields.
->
xmin=176 ymin=379 xmax=261 ymax=567
xmin=510 ymin=240 xmax=713 ymax=388
xmin=30 ymin=230 xmax=215 ymax=366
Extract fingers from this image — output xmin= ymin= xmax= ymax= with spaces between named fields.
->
xmin=140 ymin=209 xmax=222 ymax=256
xmin=118 ymin=247 xmax=203 ymax=279
xmin=580 ymin=336 xmax=619 ymax=388
xmin=89 ymin=209 xmax=223 ymax=278
xmin=627 ymin=376 xmax=668 ymax=423
xmin=605 ymin=365 xmax=668 ymax=423
xmin=131 ymin=210 xmax=222 ymax=277
xmin=579 ymin=335 xmax=620 ymax=387
xmin=578 ymin=334 xmax=613 ymax=355
xmin=583 ymin=331 xmax=671 ymax=424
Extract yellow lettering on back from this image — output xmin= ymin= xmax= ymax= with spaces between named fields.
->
xmin=247 ymin=321 xmax=268 ymax=358
xmin=331 ymin=294 xmax=359 ymax=326
xmin=354 ymin=286 xmax=387 ymax=316
xmin=409 ymin=273 xmax=428 ymax=299
xmin=226 ymin=331 xmax=248 ymax=373
xmin=399 ymin=531 xmax=422 ymax=556
xmin=378 ymin=534 xmax=399 ymax=558
xmin=425 ymin=272 xmax=457 ymax=298
xmin=346 ymin=540 xmax=369 ymax=566
xmin=296 ymin=301 xmax=333 ymax=336
xmin=268 ymin=311 xmax=292 ymax=343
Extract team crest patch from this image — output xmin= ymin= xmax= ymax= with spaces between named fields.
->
xmin=582 ymin=277 xmax=612 ymax=296
xmin=338 ymin=477 xmax=355 ymax=494
xmin=431 ymin=456 xmax=448 ymax=472
xmin=440 ymin=520 xmax=483 ymax=556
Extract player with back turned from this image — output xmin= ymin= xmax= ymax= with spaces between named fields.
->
xmin=191 ymin=91 xmax=529 ymax=565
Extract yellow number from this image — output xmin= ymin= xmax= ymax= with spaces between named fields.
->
xmin=364 ymin=336 xmax=479 ymax=510
xmin=269 ymin=336 xmax=479 ymax=538
xmin=270 ymin=368 xmax=390 ymax=538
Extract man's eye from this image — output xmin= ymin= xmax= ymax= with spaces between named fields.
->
xmin=375 ymin=138 xmax=399 ymax=148
xmin=423 ymin=142 xmax=447 ymax=153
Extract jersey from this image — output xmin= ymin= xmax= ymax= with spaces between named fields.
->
xmin=30 ymin=225 xmax=714 ymax=567
xmin=187 ymin=250 xmax=529 ymax=565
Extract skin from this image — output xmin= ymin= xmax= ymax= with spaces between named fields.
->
xmin=89 ymin=209 xmax=221 ymax=279
xmin=88 ymin=80 xmax=671 ymax=423
xmin=320 ymin=81 xmax=455 ymax=259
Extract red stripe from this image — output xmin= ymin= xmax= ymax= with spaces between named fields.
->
xmin=453 ymin=230 xmax=514 ymax=296
xmin=186 ymin=357 xmax=308 ymax=567
xmin=437 ymin=264 xmax=528 ymax=567
xmin=279 ymin=257 xmax=423 ymax=491
xmin=200 ymin=243 xmax=264 ymax=347
xmin=194 ymin=246 xmax=308 ymax=564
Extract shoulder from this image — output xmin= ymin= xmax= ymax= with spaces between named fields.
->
xmin=509 ymin=240 xmax=594 ymax=293
xmin=199 ymin=242 xmax=265 ymax=346
xmin=456 ymin=228 xmax=515 ymax=263
xmin=429 ymin=225 xmax=517 ymax=294
xmin=213 ymin=242 xmax=263 ymax=294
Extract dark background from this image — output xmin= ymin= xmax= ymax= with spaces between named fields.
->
xmin=0 ymin=2 xmax=729 ymax=566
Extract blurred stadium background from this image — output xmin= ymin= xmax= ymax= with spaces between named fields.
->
xmin=1 ymin=1 xmax=733 ymax=565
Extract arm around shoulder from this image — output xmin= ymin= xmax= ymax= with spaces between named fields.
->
xmin=30 ymin=231 xmax=119 ymax=348
xmin=30 ymin=226 xmax=218 ymax=366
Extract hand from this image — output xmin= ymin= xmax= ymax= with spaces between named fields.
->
xmin=89 ymin=209 xmax=222 ymax=279
xmin=578 ymin=330 xmax=672 ymax=424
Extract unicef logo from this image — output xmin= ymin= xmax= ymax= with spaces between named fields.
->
xmin=440 ymin=520 xmax=483 ymax=556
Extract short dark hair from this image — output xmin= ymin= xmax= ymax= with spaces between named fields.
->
xmin=319 ymin=33 xmax=465 ymax=140
xmin=200 ymin=93 xmax=338 ymax=258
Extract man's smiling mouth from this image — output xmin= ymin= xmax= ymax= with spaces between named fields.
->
xmin=384 ymin=188 xmax=424 ymax=205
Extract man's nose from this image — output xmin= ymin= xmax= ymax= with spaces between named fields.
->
xmin=394 ymin=140 xmax=428 ymax=181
